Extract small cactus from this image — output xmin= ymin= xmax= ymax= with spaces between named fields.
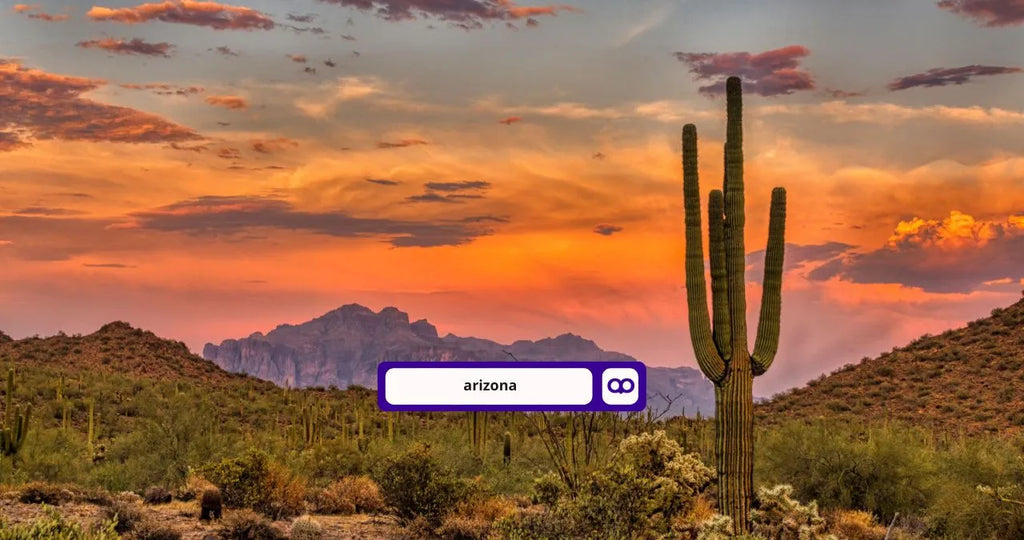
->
xmin=503 ymin=431 xmax=512 ymax=466
xmin=290 ymin=515 xmax=324 ymax=540
xmin=1 ymin=369 xmax=31 ymax=460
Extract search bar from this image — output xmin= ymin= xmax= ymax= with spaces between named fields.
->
xmin=377 ymin=361 xmax=646 ymax=412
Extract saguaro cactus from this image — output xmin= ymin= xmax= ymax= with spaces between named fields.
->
xmin=682 ymin=76 xmax=786 ymax=533
xmin=2 ymin=369 xmax=32 ymax=460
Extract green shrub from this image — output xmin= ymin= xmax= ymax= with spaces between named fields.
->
xmin=0 ymin=507 xmax=119 ymax=540
xmin=200 ymin=449 xmax=307 ymax=519
xmin=750 ymin=484 xmax=834 ymax=539
xmin=373 ymin=443 xmax=469 ymax=527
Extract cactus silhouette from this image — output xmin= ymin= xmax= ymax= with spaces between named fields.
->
xmin=2 ymin=369 xmax=32 ymax=461
xmin=682 ymin=76 xmax=786 ymax=533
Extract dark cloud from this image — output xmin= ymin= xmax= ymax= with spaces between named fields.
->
xmin=205 ymin=95 xmax=248 ymax=110
xmin=304 ymin=66 xmax=318 ymax=75
xmin=287 ymin=13 xmax=317 ymax=23
xmin=0 ymin=59 xmax=199 ymax=150
xmin=824 ymin=88 xmax=864 ymax=98
xmin=366 ymin=178 xmax=400 ymax=186
xmin=128 ymin=195 xmax=496 ymax=247
xmin=287 ymin=54 xmax=308 ymax=63
xmin=324 ymin=59 xmax=337 ymax=68
xmin=0 ymin=131 xmax=28 ymax=151
xmin=287 ymin=25 xmax=327 ymax=34
xmin=423 ymin=181 xmax=490 ymax=192
xmin=167 ymin=142 xmax=209 ymax=152
xmin=593 ymin=224 xmax=622 ymax=236
xmin=807 ymin=213 xmax=1024 ymax=293
xmin=83 ymin=262 xmax=135 ymax=268
xmin=462 ymin=215 xmax=508 ymax=223
xmin=673 ymin=45 xmax=815 ymax=97
xmin=498 ymin=116 xmax=521 ymax=125
xmin=746 ymin=241 xmax=854 ymax=281
xmin=212 ymin=46 xmax=239 ymax=56
xmin=318 ymin=0 xmax=577 ymax=28
xmin=406 ymin=193 xmax=463 ymax=204
xmin=217 ymin=147 xmax=241 ymax=159
xmin=591 ymin=152 xmax=605 ymax=160
xmin=341 ymin=34 xmax=357 ymax=40
xmin=937 ymin=0 xmax=1024 ymax=26
xmin=250 ymin=138 xmax=298 ymax=154
xmin=11 ymin=207 xmax=84 ymax=216
xmin=87 ymin=1 xmax=275 ymax=30
xmin=887 ymin=65 xmax=1022 ymax=90
xmin=77 ymin=38 xmax=174 ymax=57
xmin=121 ymin=83 xmax=205 ymax=95
xmin=377 ymin=138 xmax=428 ymax=149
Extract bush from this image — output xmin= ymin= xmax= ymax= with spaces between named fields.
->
xmin=313 ymin=476 xmax=384 ymax=515
xmin=0 ymin=507 xmax=119 ymax=540
xmin=373 ymin=443 xmax=469 ymax=527
xmin=17 ymin=483 xmax=73 ymax=505
xmin=826 ymin=509 xmax=886 ymax=539
xmin=174 ymin=471 xmax=216 ymax=501
xmin=289 ymin=515 xmax=324 ymax=540
xmin=437 ymin=496 xmax=516 ymax=540
xmin=143 ymin=486 xmax=172 ymax=505
xmin=750 ymin=484 xmax=834 ymax=539
xmin=200 ymin=449 xmax=307 ymax=519
xmin=218 ymin=509 xmax=285 ymax=540
xmin=103 ymin=500 xmax=144 ymax=534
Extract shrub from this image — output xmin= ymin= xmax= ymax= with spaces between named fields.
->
xmin=826 ymin=509 xmax=886 ymax=539
xmin=750 ymin=484 xmax=834 ymax=539
xmin=313 ymin=476 xmax=384 ymax=515
xmin=175 ymin=472 xmax=216 ymax=501
xmin=0 ymin=507 xmax=119 ymax=540
xmin=17 ymin=483 xmax=73 ymax=506
xmin=373 ymin=443 xmax=469 ymax=527
xmin=437 ymin=496 xmax=516 ymax=540
xmin=218 ymin=509 xmax=285 ymax=540
xmin=103 ymin=500 xmax=144 ymax=534
xmin=143 ymin=486 xmax=172 ymax=505
xmin=200 ymin=449 xmax=307 ymax=519
xmin=289 ymin=515 xmax=324 ymax=540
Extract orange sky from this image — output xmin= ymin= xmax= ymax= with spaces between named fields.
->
xmin=2 ymin=0 xmax=1024 ymax=395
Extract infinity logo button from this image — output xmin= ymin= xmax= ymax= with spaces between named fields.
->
xmin=606 ymin=378 xmax=635 ymax=394
xmin=601 ymin=368 xmax=640 ymax=405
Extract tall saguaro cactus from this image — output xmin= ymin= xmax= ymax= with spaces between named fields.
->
xmin=682 ymin=76 xmax=786 ymax=533
xmin=2 ymin=369 xmax=32 ymax=461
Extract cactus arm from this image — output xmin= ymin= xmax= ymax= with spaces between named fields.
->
xmin=751 ymin=187 xmax=787 ymax=376
xmin=723 ymin=76 xmax=748 ymax=351
xmin=708 ymin=189 xmax=731 ymax=360
xmin=682 ymin=123 xmax=726 ymax=383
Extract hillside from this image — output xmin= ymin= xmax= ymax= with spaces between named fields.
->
xmin=204 ymin=303 xmax=715 ymax=416
xmin=758 ymin=295 xmax=1024 ymax=433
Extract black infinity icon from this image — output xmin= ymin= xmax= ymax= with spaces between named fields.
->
xmin=606 ymin=378 xmax=635 ymax=394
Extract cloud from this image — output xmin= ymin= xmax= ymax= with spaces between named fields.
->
xmin=303 ymin=66 xmax=317 ymax=75
xmin=77 ymin=37 xmax=175 ymax=57
xmin=11 ymin=207 xmax=84 ymax=216
xmin=755 ymin=100 xmax=1024 ymax=125
xmin=216 ymin=147 xmax=241 ymax=159
xmin=746 ymin=241 xmax=854 ymax=280
xmin=406 ymin=192 xmax=464 ymax=204
xmin=673 ymin=45 xmax=815 ymax=97
xmin=824 ymin=88 xmax=864 ymax=98
xmin=13 ymin=4 xmax=70 ymax=21
xmin=0 ymin=131 xmax=29 ymax=151
xmin=121 ymin=83 xmax=204 ymax=95
xmin=87 ymin=1 xmax=275 ymax=30
xmin=294 ymin=76 xmax=386 ymax=117
xmin=212 ymin=45 xmax=239 ymax=56
xmin=423 ymin=181 xmax=490 ymax=192
xmin=324 ymin=59 xmax=336 ymax=68
xmin=377 ymin=138 xmax=429 ymax=149
xmin=167 ymin=142 xmax=209 ymax=152
xmin=341 ymin=34 xmax=356 ymax=40
xmin=591 ymin=152 xmax=605 ymax=160
xmin=593 ymin=224 xmax=622 ymax=236
xmin=808 ymin=211 xmax=1024 ymax=293
xmin=127 ymin=195 xmax=496 ymax=247
xmin=498 ymin=116 xmax=522 ymax=125
xmin=319 ymin=0 xmax=578 ymax=28
xmin=204 ymin=94 xmax=248 ymax=109
xmin=250 ymin=137 xmax=298 ymax=154
xmin=287 ymin=13 xmax=316 ymax=23
xmin=366 ymin=178 xmax=401 ymax=186
xmin=287 ymin=54 xmax=307 ymax=63
xmin=0 ymin=59 xmax=199 ymax=149
xmin=83 ymin=262 xmax=135 ymax=268
xmin=938 ymin=0 xmax=1024 ymax=26
xmin=887 ymin=65 xmax=1023 ymax=90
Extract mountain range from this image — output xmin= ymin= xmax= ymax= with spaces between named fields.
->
xmin=203 ymin=304 xmax=715 ymax=417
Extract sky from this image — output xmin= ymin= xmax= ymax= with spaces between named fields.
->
xmin=2 ymin=0 xmax=1024 ymax=396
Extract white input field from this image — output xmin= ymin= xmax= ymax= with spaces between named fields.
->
xmin=384 ymin=367 xmax=593 ymax=405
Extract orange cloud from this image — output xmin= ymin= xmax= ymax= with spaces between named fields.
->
xmin=205 ymin=94 xmax=248 ymax=110
xmin=87 ymin=1 xmax=275 ymax=30
xmin=376 ymin=138 xmax=428 ymax=149
xmin=0 ymin=59 xmax=199 ymax=150
xmin=77 ymin=38 xmax=175 ymax=57
xmin=498 ymin=116 xmax=521 ymax=125
xmin=250 ymin=137 xmax=298 ymax=154
xmin=13 ymin=4 xmax=70 ymax=21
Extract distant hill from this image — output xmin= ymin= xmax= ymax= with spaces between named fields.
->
xmin=203 ymin=304 xmax=715 ymax=416
xmin=757 ymin=295 xmax=1024 ymax=434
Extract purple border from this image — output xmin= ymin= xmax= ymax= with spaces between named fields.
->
xmin=377 ymin=361 xmax=647 ymax=412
